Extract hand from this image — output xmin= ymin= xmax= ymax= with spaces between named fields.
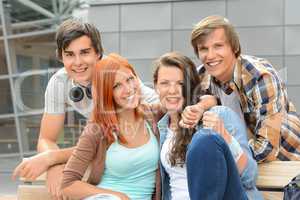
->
xmin=202 ymin=111 xmax=231 ymax=143
xmin=12 ymin=151 xmax=51 ymax=181
xmin=46 ymin=164 xmax=67 ymax=200
xmin=199 ymin=95 xmax=218 ymax=106
xmin=179 ymin=104 xmax=204 ymax=128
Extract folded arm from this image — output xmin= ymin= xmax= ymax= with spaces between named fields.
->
xmin=248 ymin=74 xmax=282 ymax=162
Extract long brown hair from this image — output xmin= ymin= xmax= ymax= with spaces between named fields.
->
xmin=92 ymin=53 xmax=138 ymax=145
xmin=153 ymin=52 xmax=205 ymax=166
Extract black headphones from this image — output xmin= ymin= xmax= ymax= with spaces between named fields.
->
xmin=69 ymin=81 xmax=92 ymax=102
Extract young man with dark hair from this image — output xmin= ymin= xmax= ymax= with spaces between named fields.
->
xmin=12 ymin=18 xmax=158 ymax=200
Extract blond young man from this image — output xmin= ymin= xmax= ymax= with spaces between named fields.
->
xmin=186 ymin=15 xmax=300 ymax=163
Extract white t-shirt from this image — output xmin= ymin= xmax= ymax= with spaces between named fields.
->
xmin=44 ymin=68 xmax=159 ymax=118
xmin=211 ymin=82 xmax=245 ymax=120
xmin=160 ymin=128 xmax=190 ymax=200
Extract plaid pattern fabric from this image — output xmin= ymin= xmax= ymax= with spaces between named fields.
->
xmin=198 ymin=55 xmax=300 ymax=162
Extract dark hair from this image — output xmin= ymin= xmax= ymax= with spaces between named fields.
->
xmin=191 ymin=15 xmax=241 ymax=58
xmin=153 ymin=52 xmax=205 ymax=166
xmin=56 ymin=18 xmax=103 ymax=60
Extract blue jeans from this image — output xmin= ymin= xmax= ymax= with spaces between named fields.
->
xmin=208 ymin=106 xmax=263 ymax=200
xmin=158 ymin=106 xmax=262 ymax=200
xmin=186 ymin=130 xmax=248 ymax=200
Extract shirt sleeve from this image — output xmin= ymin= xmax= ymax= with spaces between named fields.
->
xmin=249 ymin=73 xmax=283 ymax=162
xmin=61 ymin=123 xmax=100 ymax=189
xmin=139 ymin=80 xmax=159 ymax=104
xmin=44 ymin=74 xmax=67 ymax=114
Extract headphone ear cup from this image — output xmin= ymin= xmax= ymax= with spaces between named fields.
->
xmin=86 ymin=85 xmax=92 ymax=99
xmin=69 ymin=86 xmax=84 ymax=102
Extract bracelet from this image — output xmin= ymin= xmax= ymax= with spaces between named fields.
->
xmin=227 ymin=136 xmax=243 ymax=162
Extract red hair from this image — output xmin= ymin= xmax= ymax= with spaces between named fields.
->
xmin=91 ymin=53 xmax=138 ymax=144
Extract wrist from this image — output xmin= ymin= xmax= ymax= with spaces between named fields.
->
xmin=222 ymin=130 xmax=232 ymax=143
xmin=45 ymin=150 xmax=57 ymax=167
xmin=196 ymin=103 xmax=205 ymax=113
xmin=198 ymin=95 xmax=218 ymax=109
xmin=227 ymin=136 xmax=243 ymax=162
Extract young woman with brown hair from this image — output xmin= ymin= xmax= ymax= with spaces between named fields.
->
xmin=154 ymin=52 xmax=262 ymax=200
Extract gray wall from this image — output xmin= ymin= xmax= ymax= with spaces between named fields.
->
xmin=89 ymin=0 xmax=300 ymax=109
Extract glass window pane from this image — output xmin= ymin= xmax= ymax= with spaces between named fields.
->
xmin=13 ymin=33 xmax=59 ymax=73
xmin=8 ymin=1 xmax=55 ymax=34
xmin=40 ymin=57 xmax=62 ymax=70
xmin=14 ymin=73 xmax=50 ymax=113
xmin=0 ymin=12 xmax=3 ymax=37
xmin=60 ymin=111 xmax=87 ymax=148
xmin=19 ymin=115 xmax=42 ymax=152
xmin=0 ymin=79 xmax=13 ymax=114
xmin=0 ymin=41 xmax=8 ymax=75
xmin=19 ymin=112 xmax=87 ymax=154
xmin=0 ymin=118 xmax=20 ymax=173
xmin=16 ymin=55 xmax=33 ymax=73
xmin=0 ymin=155 xmax=21 ymax=173
xmin=0 ymin=118 xmax=18 ymax=154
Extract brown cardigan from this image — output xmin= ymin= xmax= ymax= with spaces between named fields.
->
xmin=61 ymin=119 xmax=161 ymax=200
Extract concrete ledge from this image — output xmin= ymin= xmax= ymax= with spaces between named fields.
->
xmin=0 ymin=195 xmax=17 ymax=200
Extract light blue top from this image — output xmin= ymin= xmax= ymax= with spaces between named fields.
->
xmin=97 ymin=121 xmax=159 ymax=200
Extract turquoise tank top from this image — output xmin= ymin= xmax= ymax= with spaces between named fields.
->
xmin=97 ymin=121 xmax=159 ymax=200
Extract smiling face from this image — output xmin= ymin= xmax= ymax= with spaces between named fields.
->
xmin=155 ymin=66 xmax=184 ymax=113
xmin=197 ymin=28 xmax=236 ymax=83
xmin=113 ymin=67 xmax=140 ymax=111
xmin=62 ymin=35 xmax=100 ymax=86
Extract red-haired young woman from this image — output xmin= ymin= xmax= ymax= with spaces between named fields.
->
xmin=61 ymin=53 xmax=160 ymax=200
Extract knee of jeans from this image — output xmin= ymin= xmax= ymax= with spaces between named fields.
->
xmin=240 ymin=157 xmax=258 ymax=190
xmin=209 ymin=105 xmax=232 ymax=115
xmin=209 ymin=106 xmax=246 ymax=136
xmin=188 ymin=130 xmax=225 ymax=156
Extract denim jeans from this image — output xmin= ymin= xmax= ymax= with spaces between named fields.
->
xmin=208 ymin=106 xmax=263 ymax=200
xmin=186 ymin=130 xmax=248 ymax=200
xmin=158 ymin=106 xmax=263 ymax=200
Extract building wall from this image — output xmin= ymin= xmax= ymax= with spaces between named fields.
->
xmin=89 ymin=0 xmax=300 ymax=109
xmin=1 ymin=0 xmax=299 ymax=173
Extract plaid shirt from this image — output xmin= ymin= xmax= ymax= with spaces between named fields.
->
xmin=198 ymin=55 xmax=300 ymax=162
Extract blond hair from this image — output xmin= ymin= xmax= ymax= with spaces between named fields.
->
xmin=191 ymin=15 xmax=241 ymax=58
